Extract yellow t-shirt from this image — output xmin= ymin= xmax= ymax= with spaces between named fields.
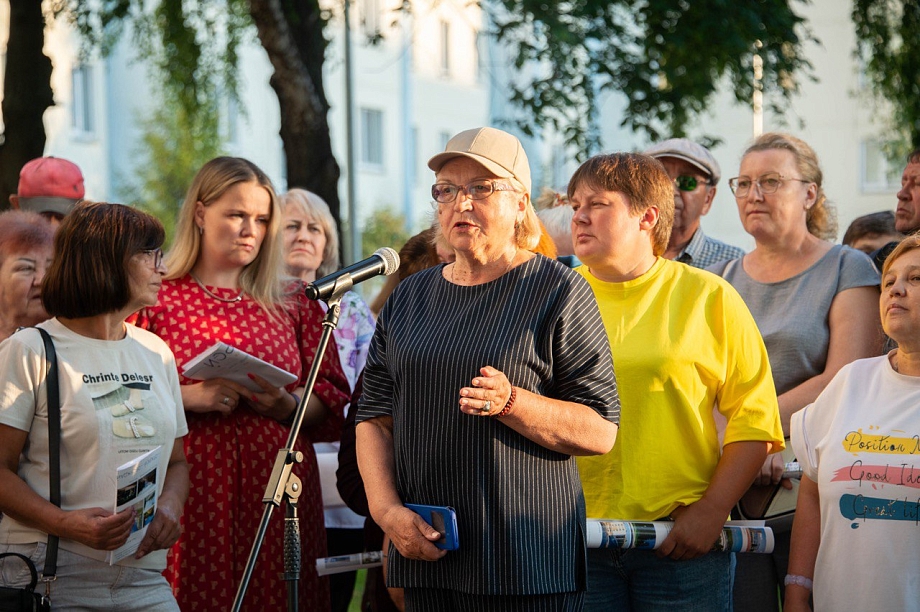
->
xmin=576 ymin=258 xmax=784 ymax=521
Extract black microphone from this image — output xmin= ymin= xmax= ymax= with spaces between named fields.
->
xmin=305 ymin=247 xmax=400 ymax=301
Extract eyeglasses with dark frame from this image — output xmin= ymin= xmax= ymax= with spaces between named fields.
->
xmin=728 ymin=173 xmax=812 ymax=198
xmin=673 ymin=175 xmax=711 ymax=192
xmin=140 ymin=248 xmax=164 ymax=269
xmin=430 ymin=179 xmax=518 ymax=205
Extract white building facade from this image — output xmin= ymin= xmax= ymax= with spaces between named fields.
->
xmin=0 ymin=0 xmax=903 ymax=254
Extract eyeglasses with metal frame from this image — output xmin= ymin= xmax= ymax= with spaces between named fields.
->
xmin=431 ymin=179 xmax=518 ymax=205
xmin=728 ymin=173 xmax=812 ymax=198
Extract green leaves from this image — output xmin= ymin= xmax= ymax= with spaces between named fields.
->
xmin=853 ymin=0 xmax=920 ymax=154
xmin=66 ymin=0 xmax=252 ymax=121
xmin=118 ymin=86 xmax=226 ymax=247
xmin=490 ymin=0 xmax=816 ymax=158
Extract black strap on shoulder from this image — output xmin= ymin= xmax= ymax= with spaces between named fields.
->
xmin=34 ymin=328 xmax=60 ymax=581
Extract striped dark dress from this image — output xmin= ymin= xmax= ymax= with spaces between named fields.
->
xmin=356 ymin=255 xmax=620 ymax=596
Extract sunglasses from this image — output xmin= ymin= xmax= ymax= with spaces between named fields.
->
xmin=674 ymin=175 xmax=710 ymax=191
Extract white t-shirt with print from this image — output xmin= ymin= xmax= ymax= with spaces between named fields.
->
xmin=0 ymin=318 xmax=188 ymax=570
xmin=791 ymin=354 xmax=920 ymax=610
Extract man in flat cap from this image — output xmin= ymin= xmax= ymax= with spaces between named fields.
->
xmin=9 ymin=157 xmax=85 ymax=227
xmin=645 ymin=138 xmax=744 ymax=269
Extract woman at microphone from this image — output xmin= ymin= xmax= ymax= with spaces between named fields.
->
xmin=133 ymin=157 xmax=350 ymax=611
xmin=356 ymin=127 xmax=620 ymax=611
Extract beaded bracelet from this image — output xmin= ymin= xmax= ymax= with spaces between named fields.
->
xmin=495 ymin=386 xmax=517 ymax=418
xmin=784 ymin=574 xmax=813 ymax=591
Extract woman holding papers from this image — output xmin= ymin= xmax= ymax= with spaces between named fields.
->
xmin=356 ymin=128 xmax=620 ymax=611
xmin=134 ymin=157 xmax=350 ymax=610
xmin=567 ymin=153 xmax=784 ymax=611
xmin=786 ymin=234 xmax=920 ymax=611
xmin=0 ymin=202 xmax=188 ymax=610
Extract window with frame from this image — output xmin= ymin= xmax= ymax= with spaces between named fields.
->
xmin=361 ymin=108 xmax=384 ymax=167
xmin=440 ymin=21 xmax=450 ymax=76
xmin=474 ymin=31 xmax=486 ymax=82
xmin=363 ymin=0 xmax=380 ymax=37
xmin=72 ymin=65 xmax=95 ymax=136
xmin=860 ymin=139 xmax=901 ymax=193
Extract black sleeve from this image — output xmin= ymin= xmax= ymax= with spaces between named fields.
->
xmin=336 ymin=371 xmax=369 ymax=516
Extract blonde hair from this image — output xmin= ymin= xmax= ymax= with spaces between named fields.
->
xmin=514 ymin=179 xmax=542 ymax=251
xmin=280 ymin=188 xmax=340 ymax=278
xmin=533 ymin=186 xmax=568 ymax=210
xmin=165 ymin=157 xmax=287 ymax=311
xmin=742 ymin=132 xmax=838 ymax=240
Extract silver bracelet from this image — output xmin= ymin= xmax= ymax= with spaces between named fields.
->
xmin=784 ymin=574 xmax=813 ymax=591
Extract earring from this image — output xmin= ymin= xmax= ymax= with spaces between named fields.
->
xmin=198 ymin=226 xmax=203 ymax=235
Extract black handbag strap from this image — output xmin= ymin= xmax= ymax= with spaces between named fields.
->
xmin=34 ymin=328 xmax=60 ymax=581
xmin=0 ymin=552 xmax=39 ymax=591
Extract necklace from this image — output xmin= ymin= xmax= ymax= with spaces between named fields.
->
xmin=190 ymin=274 xmax=244 ymax=303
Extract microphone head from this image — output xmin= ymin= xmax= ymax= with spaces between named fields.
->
xmin=374 ymin=247 xmax=401 ymax=276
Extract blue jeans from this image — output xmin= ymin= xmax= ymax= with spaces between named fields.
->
xmin=584 ymin=548 xmax=735 ymax=612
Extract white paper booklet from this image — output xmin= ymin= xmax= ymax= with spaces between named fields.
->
xmin=108 ymin=446 xmax=162 ymax=564
xmin=315 ymin=550 xmax=384 ymax=576
xmin=182 ymin=342 xmax=298 ymax=392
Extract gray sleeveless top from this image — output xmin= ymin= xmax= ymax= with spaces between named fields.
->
xmin=709 ymin=244 xmax=878 ymax=395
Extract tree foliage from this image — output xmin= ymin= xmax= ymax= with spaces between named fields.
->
xmin=66 ymin=0 xmax=343 ymax=223
xmin=118 ymin=87 xmax=226 ymax=248
xmin=359 ymin=207 xmax=413 ymax=259
xmin=853 ymin=0 xmax=920 ymax=153
xmin=68 ymin=0 xmax=250 ymax=118
xmin=490 ymin=0 xmax=816 ymax=155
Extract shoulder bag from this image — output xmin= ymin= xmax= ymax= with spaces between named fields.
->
xmin=735 ymin=445 xmax=799 ymax=532
xmin=0 ymin=328 xmax=60 ymax=611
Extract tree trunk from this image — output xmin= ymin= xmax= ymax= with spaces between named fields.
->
xmin=247 ymin=0 xmax=341 ymax=223
xmin=0 ymin=0 xmax=54 ymax=210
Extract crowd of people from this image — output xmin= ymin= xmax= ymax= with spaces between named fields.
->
xmin=0 ymin=128 xmax=917 ymax=611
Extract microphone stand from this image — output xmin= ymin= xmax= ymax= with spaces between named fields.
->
xmin=232 ymin=281 xmax=351 ymax=612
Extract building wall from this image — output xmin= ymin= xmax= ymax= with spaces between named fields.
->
xmin=1 ymin=0 xmax=902 ymax=253
xmin=2 ymin=0 xmax=490 ymax=249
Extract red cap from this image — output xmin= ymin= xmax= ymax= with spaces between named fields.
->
xmin=17 ymin=157 xmax=85 ymax=216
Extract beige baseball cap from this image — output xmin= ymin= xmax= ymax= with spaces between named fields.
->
xmin=427 ymin=127 xmax=532 ymax=195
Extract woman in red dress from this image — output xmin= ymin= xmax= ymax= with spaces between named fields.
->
xmin=134 ymin=157 xmax=350 ymax=611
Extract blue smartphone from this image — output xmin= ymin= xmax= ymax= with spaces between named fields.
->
xmin=405 ymin=503 xmax=459 ymax=550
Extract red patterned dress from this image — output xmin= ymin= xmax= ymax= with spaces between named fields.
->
xmin=134 ymin=275 xmax=350 ymax=611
